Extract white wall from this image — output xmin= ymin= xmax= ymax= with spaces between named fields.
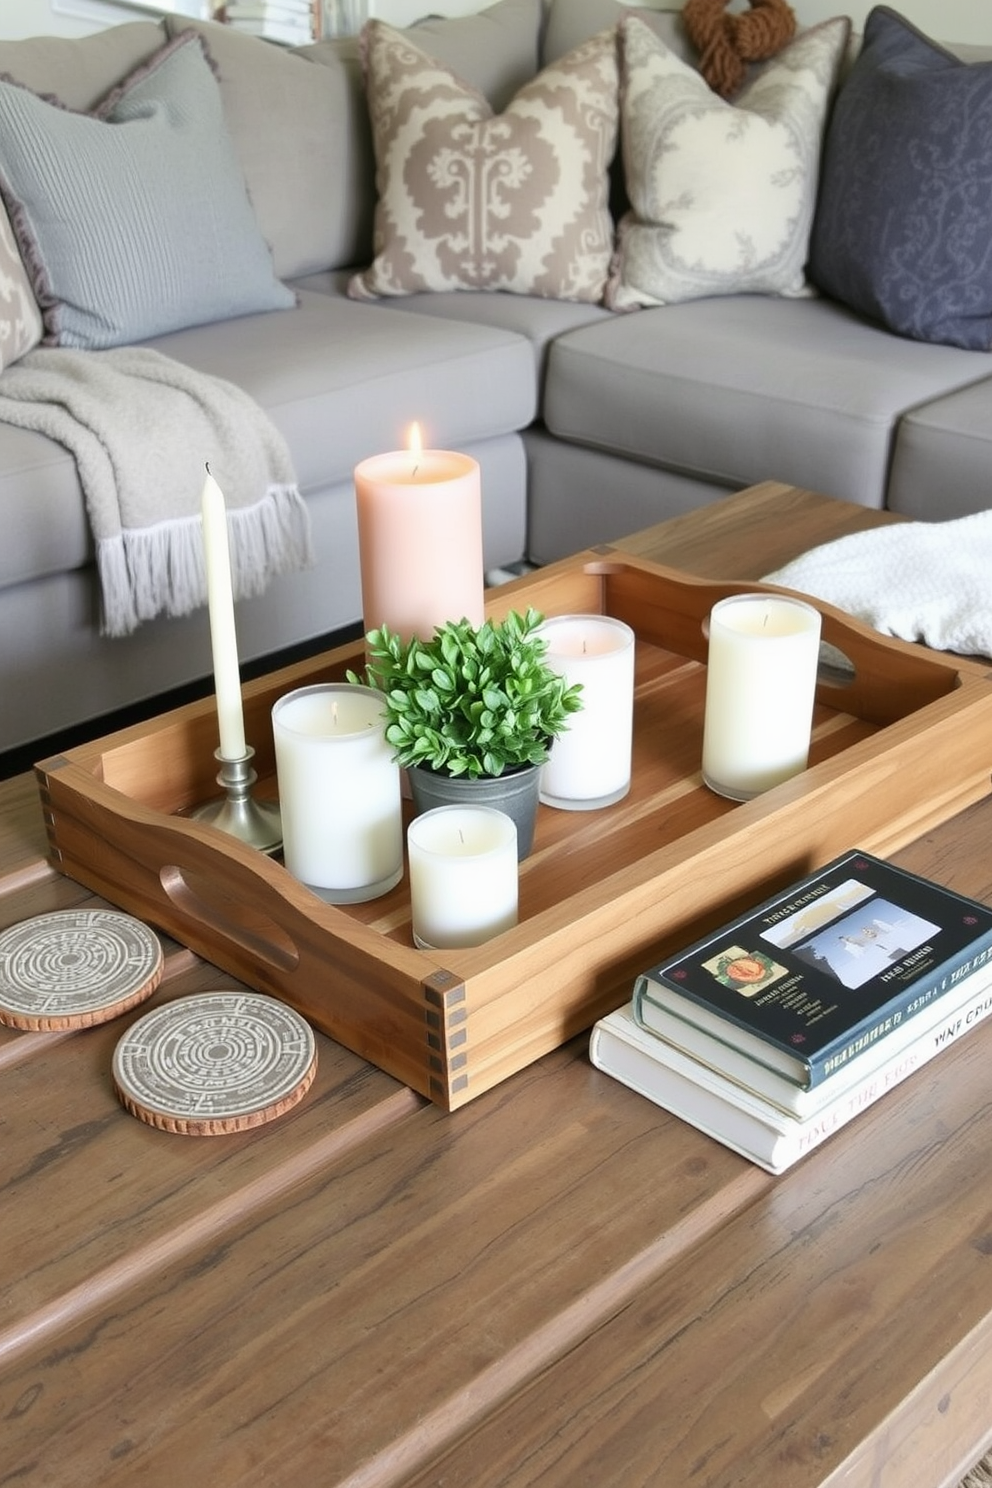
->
xmin=1 ymin=0 xmax=989 ymax=46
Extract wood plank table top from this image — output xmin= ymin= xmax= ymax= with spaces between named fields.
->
xmin=3 ymin=483 xmax=991 ymax=1488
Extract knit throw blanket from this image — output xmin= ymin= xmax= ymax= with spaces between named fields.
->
xmin=763 ymin=511 xmax=992 ymax=657
xmin=0 ymin=345 xmax=314 ymax=636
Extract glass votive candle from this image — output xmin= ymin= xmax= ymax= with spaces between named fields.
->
xmin=701 ymin=593 xmax=822 ymax=801
xmin=407 ymin=805 xmax=518 ymax=949
xmin=272 ymin=683 xmax=403 ymax=903
xmin=537 ymin=615 xmax=636 ymax=810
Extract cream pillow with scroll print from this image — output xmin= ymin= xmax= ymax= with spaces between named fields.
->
xmin=0 ymin=199 xmax=42 ymax=371
xmin=607 ymin=14 xmax=850 ymax=309
xmin=349 ymin=21 xmax=619 ymax=304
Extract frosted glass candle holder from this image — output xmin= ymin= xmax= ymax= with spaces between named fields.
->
xmin=408 ymin=805 xmax=518 ymax=949
xmin=701 ymin=593 xmax=822 ymax=801
xmin=272 ymin=684 xmax=403 ymax=903
xmin=538 ymin=615 xmax=635 ymax=810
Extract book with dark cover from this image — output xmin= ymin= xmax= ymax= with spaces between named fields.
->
xmin=633 ymin=849 xmax=992 ymax=1089
xmin=591 ymin=970 xmax=992 ymax=1173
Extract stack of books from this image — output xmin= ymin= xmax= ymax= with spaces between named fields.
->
xmin=222 ymin=0 xmax=317 ymax=47
xmin=590 ymin=850 xmax=992 ymax=1173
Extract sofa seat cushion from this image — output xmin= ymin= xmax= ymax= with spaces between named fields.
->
xmin=810 ymin=7 xmax=992 ymax=350
xmin=298 ymin=268 xmax=610 ymax=379
xmin=0 ymin=289 xmax=535 ymax=591
xmin=140 ymin=290 xmax=536 ymax=493
xmin=0 ymin=32 xmax=293 ymax=349
xmin=542 ymin=294 xmax=990 ymax=507
xmin=349 ymin=21 xmax=619 ymax=303
xmin=608 ymin=15 xmax=850 ymax=308
xmin=888 ymin=378 xmax=992 ymax=521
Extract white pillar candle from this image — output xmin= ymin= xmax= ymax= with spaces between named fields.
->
xmin=354 ymin=422 xmax=485 ymax=640
xmin=201 ymin=467 xmax=246 ymax=761
xmin=408 ymin=805 xmax=518 ymax=949
xmin=537 ymin=615 xmax=636 ymax=811
xmin=701 ymin=593 xmax=822 ymax=801
xmin=272 ymin=684 xmax=403 ymax=903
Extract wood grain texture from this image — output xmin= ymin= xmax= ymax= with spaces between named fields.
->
xmin=34 ymin=505 xmax=992 ymax=1109
xmin=4 ymin=487 xmax=992 ymax=1488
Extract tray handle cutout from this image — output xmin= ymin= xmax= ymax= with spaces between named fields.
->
xmin=160 ymin=863 xmax=300 ymax=974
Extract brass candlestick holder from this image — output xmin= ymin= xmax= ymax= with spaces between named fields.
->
xmin=189 ymin=747 xmax=282 ymax=854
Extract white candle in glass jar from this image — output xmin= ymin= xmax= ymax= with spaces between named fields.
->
xmin=272 ymin=684 xmax=403 ymax=903
xmin=354 ymin=423 xmax=485 ymax=640
xmin=537 ymin=615 xmax=636 ymax=810
xmin=701 ymin=593 xmax=822 ymax=801
xmin=408 ymin=805 xmax=518 ymax=949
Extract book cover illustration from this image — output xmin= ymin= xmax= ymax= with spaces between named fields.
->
xmin=636 ymin=850 xmax=992 ymax=1086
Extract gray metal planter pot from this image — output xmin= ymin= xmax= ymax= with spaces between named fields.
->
xmin=407 ymin=762 xmax=541 ymax=860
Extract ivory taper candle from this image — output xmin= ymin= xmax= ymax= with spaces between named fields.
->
xmin=201 ymin=466 xmax=246 ymax=761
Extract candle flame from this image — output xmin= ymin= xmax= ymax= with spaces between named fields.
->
xmin=408 ymin=421 xmax=422 ymax=478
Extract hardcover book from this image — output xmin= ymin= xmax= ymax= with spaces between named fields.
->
xmin=633 ymin=849 xmax=992 ymax=1089
xmin=592 ymin=969 xmax=992 ymax=1174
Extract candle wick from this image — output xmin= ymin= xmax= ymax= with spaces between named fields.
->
xmin=582 ymin=639 xmax=587 ymax=654
xmin=458 ymin=829 xmax=464 ymax=844
xmin=762 ymin=613 xmax=769 ymax=629
xmin=412 ymin=463 xmax=419 ymax=478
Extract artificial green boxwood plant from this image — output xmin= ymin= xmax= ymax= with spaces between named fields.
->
xmin=348 ymin=608 xmax=583 ymax=779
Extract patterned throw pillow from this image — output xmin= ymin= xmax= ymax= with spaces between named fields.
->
xmin=0 ymin=31 xmax=293 ymax=350
xmin=348 ymin=21 xmax=619 ymax=303
xmin=0 ymin=199 xmax=41 ymax=371
xmin=809 ymin=7 xmax=992 ymax=350
xmin=606 ymin=14 xmax=850 ymax=310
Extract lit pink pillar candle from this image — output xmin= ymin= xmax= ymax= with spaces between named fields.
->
xmin=354 ymin=423 xmax=485 ymax=639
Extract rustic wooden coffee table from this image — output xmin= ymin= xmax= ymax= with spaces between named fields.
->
xmin=2 ymin=483 xmax=990 ymax=1487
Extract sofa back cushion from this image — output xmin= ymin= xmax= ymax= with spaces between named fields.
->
xmin=542 ymin=0 xmax=691 ymax=65
xmin=0 ymin=32 xmax=293 ymax=349
xmin=164 ymin=15 xmax=363 ymax=280
xmin=0 ymin=21 xmax=166 ymax=107
xmin=167 ymin=0 xmax=543 ymax=281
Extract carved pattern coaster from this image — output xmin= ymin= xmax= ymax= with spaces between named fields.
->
xmin=112 ymin=991 xmax=318 ymax=1136
xmin=0 ymin=908 xmax=163 ymax=1031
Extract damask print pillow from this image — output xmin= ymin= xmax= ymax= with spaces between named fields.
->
xmin=0 ymin=199 xmax=41 ymax=372
xmin=809 ymin=7 xmax=992 ymax=349
xmin=606 ymin=14 xmax=850 ymax=310
xmin=348 ymin=21 xmax=619 ymax=303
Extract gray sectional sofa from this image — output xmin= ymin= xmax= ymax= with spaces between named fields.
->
xmin=1 ymin=0 xmax=990 ymax=761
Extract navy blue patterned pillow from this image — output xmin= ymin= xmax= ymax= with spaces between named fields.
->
xmin=809 ymin=7 xmax=992 ymax=350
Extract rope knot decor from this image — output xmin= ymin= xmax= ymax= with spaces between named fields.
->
xmin=682 ymin=0 xmax=797 ymax=99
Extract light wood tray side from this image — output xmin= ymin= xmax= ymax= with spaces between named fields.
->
xmin=37 ymin=552 xmax=992 ymax=1109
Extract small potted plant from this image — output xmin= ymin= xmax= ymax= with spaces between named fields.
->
xmin=348 ymin=608 xmax=583 ymax=858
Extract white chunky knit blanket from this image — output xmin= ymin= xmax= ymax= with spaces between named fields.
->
xmin=0 ymin=345 xmax=314 ymax=636
xmin=763 ymin=511 xmax=992 ymax=657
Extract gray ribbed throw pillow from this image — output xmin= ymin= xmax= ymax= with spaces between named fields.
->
xmin=0 ymin=30 xmax=294 ymax=349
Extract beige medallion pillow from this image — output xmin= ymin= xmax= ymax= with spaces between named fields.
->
xmin=0 ymin=199 xmax=42 ymax=371
xmin=348 ymin=21 xmax=620 ymax=303
xmin=607 ymin=14 xmax=850 ymax=309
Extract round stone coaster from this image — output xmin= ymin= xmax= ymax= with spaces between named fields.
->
xmin=112 ymin=991 xmax=317 ymax=1136
xmin=0 ymin=908 xmax=163 ymax=1031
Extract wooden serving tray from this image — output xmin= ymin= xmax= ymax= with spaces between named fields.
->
xmin=36 ymin=549 xmax=992 ymax=1110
